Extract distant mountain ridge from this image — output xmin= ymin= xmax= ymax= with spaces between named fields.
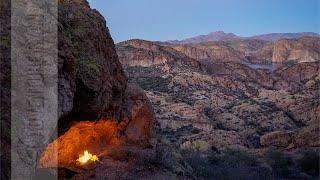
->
xmin=167 ymin=31 xmax=239 ymax=44
xmin=167 ymin=31 xmax=319 ymax=44
xmin=250 ymin=32 xmax=320 ymax=41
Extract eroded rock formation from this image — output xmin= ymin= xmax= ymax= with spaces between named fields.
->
xmin=38 ymin=0 xmax=158 ymax=178
xmin=58 ymin=0 xmax=127 ymax=120
xmin=272 ymin=36 xmax=320 ymax=62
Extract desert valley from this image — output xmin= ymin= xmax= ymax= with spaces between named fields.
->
xmin=116 ymin=32 xmax=320 ymax=179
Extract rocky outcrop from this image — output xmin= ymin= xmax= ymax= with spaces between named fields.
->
xmin=0 ymin=0 xmax=157 ymax=178
xmin=122 ymin=84 xmax=155 ymax=145
xmin=166 ymin=36 xmax=320 ymax=64
xmin=38 ymin=0 xmax=156 ymax=164
xmin=169 ymin=41 xmax=246 ymax=62
xmin=116 ymin=39 xmax=203 ymax=73
xmin=58 ymin=0 xmax=127 ymax=120
xmin=260 ymin=131 xmax=293 ymax=147
xmin=272 ymin=36 xmax=320 ymax=62
xmin=169 ymin=45 xmax=210 ymax=60
xmin=260 ymin=120 xmax=320 ymax=148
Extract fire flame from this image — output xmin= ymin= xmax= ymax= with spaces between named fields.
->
xmin=77 ymin=150 xmax=99 ymax=165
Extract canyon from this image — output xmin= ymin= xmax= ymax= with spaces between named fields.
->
xmin=117 ymin=35 xmax=320 ymax=178
xmin=117 ymin=38 xmax=319 ymax=151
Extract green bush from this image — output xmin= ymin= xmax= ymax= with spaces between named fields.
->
xmin=298 ymin=150 xmax=319 ymax=176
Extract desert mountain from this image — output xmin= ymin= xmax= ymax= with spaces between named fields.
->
xmin=251 ymin=32 xmax=319 ymax=41
xmin=168 ymin=31 xmax=240 ymax=44
xmin=168 ymin=31 xmax=319 ymax=44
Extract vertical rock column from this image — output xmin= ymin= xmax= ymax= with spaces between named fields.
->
xmin=11 ymin=0 xmax=58 ymax=179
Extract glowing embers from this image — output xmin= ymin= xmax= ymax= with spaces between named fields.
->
xmin=77 ymin=150 xmax=99 ymax=165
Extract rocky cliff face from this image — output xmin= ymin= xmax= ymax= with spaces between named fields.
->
xmin=58 ymin=0 xmax=127 ymax=120
xmin=116 ymin=39 xmax=203 ymax=73
xmin=272 ymin=36 xmax=320 ymax=62
xmin=1 ymin=0 xmax=160 ymax=179
xmin=169 ymin=41 xmax=246 ymax=62
xmin=164 ymin=36 xmax=320 ymax=64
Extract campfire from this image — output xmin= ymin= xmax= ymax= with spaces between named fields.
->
xmin=38 ymin=120 xmax=121 ymax=170
xmin=77 ymin=150 xmax=99 ymax=165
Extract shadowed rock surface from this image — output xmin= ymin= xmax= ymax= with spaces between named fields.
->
xmin=58 ymin=0 xmax=127 ymax=120
xmin=0 ymin=1 xmax=11 ymax=179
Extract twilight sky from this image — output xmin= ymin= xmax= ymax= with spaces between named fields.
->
xmin=88 ymin=0 xmax=319 ymax=42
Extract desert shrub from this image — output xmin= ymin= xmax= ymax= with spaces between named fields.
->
xmin=265 ymin=149 xmax=293 ymax=177
xmin=0 ymin=35 xmax=10 ymax=48
xmin=78 ymin=59 xmax=101 ymax=73
xmin=183 ymin=149 xmax=272 ymax=179
xmin=182 ymin=150 xmax=215 ymax=178
xmin=129 ymin=76 xmax=171 ymax=93
xmin=208 ymin=149 xmax=259 ymax=167
xmin=297 ymin=150 xmax=319 ymax=176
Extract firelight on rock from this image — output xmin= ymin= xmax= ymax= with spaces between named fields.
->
xmin=77 ymin=150 xmax=99 ymax=165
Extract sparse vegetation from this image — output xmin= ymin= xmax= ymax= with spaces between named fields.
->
xmin=129 ymin=76 xmax=171 ymax=92
xmin=79 ymin=59 xmax=101 ymax=73
xmin=297 ymin=150 xmax=319 ymax=176
xmin=265 ymin=149 xmax=294 ymax=177
xmin=208 ymin=149 xmax=259 ymax=167
xmin=0 ymin=35 xmax=10 ymax=48
xmin=182 ymin=149 xmax=273 ymax=179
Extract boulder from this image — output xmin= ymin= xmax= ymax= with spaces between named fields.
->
xmin=260 ymin=131 xmax=293 ymax=147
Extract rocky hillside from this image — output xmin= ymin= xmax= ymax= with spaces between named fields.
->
xmin=117 ymin=38 xmax=320 ymax=151
xmin=117 ymin=37 xmax=320 ymax=178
